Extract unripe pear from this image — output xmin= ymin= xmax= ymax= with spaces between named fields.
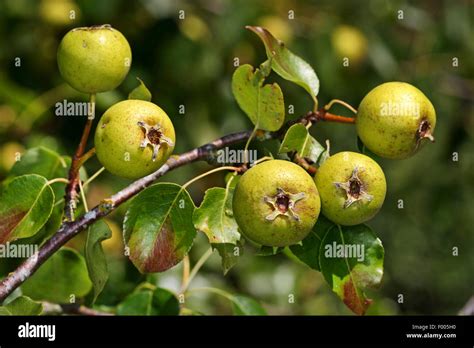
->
xmin=233 ymin=160 xmax=321 ymax=247
xmin=94 ymin=100 xmax=175 ymax=179
xmin=315 ymin=152 xmax=386 ymax=226
xmin=57 ymin=25 xmax=131 ymax=93
xmin=356 ymin=82 xmax=436 ymax=159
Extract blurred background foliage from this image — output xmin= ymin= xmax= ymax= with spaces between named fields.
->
xmin=0 ymin=0 xmax=473 ymax=315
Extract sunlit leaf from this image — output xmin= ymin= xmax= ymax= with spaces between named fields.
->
xmin=247 ymin=26 xmax=319 ymax=105
xmin=279 ymin=123 xmax=326 ymax=163
xmin=128 ymin=77 xmax=152 ymax=101
xmin=232 ymin=64 xmax=285 ymax=131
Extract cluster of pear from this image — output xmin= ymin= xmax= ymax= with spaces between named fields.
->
xmin=57 ymin=25 xmax=176 ymax=180
xmin=233 ymin=82 xmax=436 ymax=247
xmin=58 ymin=26 xmax=436 ymax=248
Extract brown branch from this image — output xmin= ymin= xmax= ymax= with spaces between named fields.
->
xmin=64 ymin=120 xmax=93 ymax=220
xmin=64 ymin=94 xmax=96 ymax=221
xmin=0 ymin=108 xmax=351 ymax=303
xmin=0 ymin=131 xmax=251 ymax=302
xmin=76 ymin=147 xmax=96 ymax=168
xmin=311 ymin=109 xmax=356 ymax=124
xmin=293 ymin=154 xmax=317 ymax=175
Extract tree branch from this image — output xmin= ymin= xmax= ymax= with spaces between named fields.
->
xmin=64 ymin=94 xmax=96 ymax=221
xmin=312 ymin=109 xmax=356 ymax=124
xmin=0 ymin=108 xmax=353 ymax=303
xmin=0 ymin=131 xmax=251 ymax=302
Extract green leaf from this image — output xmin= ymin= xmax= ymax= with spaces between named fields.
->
xmin=16 ymin=202 xmax=63 ymax=247
xmin=247 ymin=26 xmax=320 ymax=105
xmin=279 ymin=123 xmax=327 ymax=163
xmin=290 ymin=215 xmax=336 ymax=271
xmin=317 ymin=140 xmax=331 ymax=166
xmin=194 ymin=174 xmax=243 ymax=274
xmin=232 ymin=64 xmax=285 ymax=131
xmin=8 ymin=148 xmax=87 ymax=245
xmin=21 ymin=248 xmax=93 ymax=303
xmin=0 ymin=174 xmax=54 ymax=243
xmin=319 ymin=224 xmax=384 ymax=315
xmin=193 ymin=187 xmax=240 ymax=244
xmin=123 ymin=183 xmax=196 ymax=273
xmin=85 ymin=220 xmax=112 ymax=303
xmin=2 ymin=296 xmax=42 ymax=315
xmin=10 ymin=146 xmax=66 ymax=179
xmin=231 ymin=295 xmax=267 ymax=315
xmin=0 ymin=307 xmax=11 ymax=315
xmin=116 ymin=287 xmax=179 ymax=315
xmin=128 ymin=77 xmax=152 ymax=101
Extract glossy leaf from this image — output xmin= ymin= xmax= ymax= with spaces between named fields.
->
xmin=116 ymin=287 xmax=179 ymax=315
xmin=0 ymin=174 xmax=54 ymax=244
xmin=232 ymin=64 xmax=285 ymax=131
xmin=231 ymin=295 xmax=267 ymax=315
xmin=123 ymin=183 xmax=196 ymax=273
xmin=85 ymin=220 xmax=112 ymax=303
xmin=279 ymin=123 xmax=326 ymax=163
xmin=21 ymin=248 xmax=93 ymax=303
xmin=290 ymin=216 xmax=336 ymax=271
xmin=128 ymin=77 xmax=152 ymax=101
xmin=2 ymin=296 xmax=42 ymax=315
xmin=319 ymin=224 xmax=384 ymax=315
xmin=8 ymin=147 xmax=87 ymax=244
xmin=247 ymin=26 xmax=319 ymax=104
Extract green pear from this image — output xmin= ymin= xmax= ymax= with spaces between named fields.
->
xmin=233 ymin=160 xmax=321 ymax=247
xmin=315 ymin=152 xmax=386 ymax=226
xmin=57 ymin=25 xmax=131 ymax=93
xmin=94 ymin=100 xmax=175 ymax=179
xmin=356 ymin=82 xmax=436 ymax=159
